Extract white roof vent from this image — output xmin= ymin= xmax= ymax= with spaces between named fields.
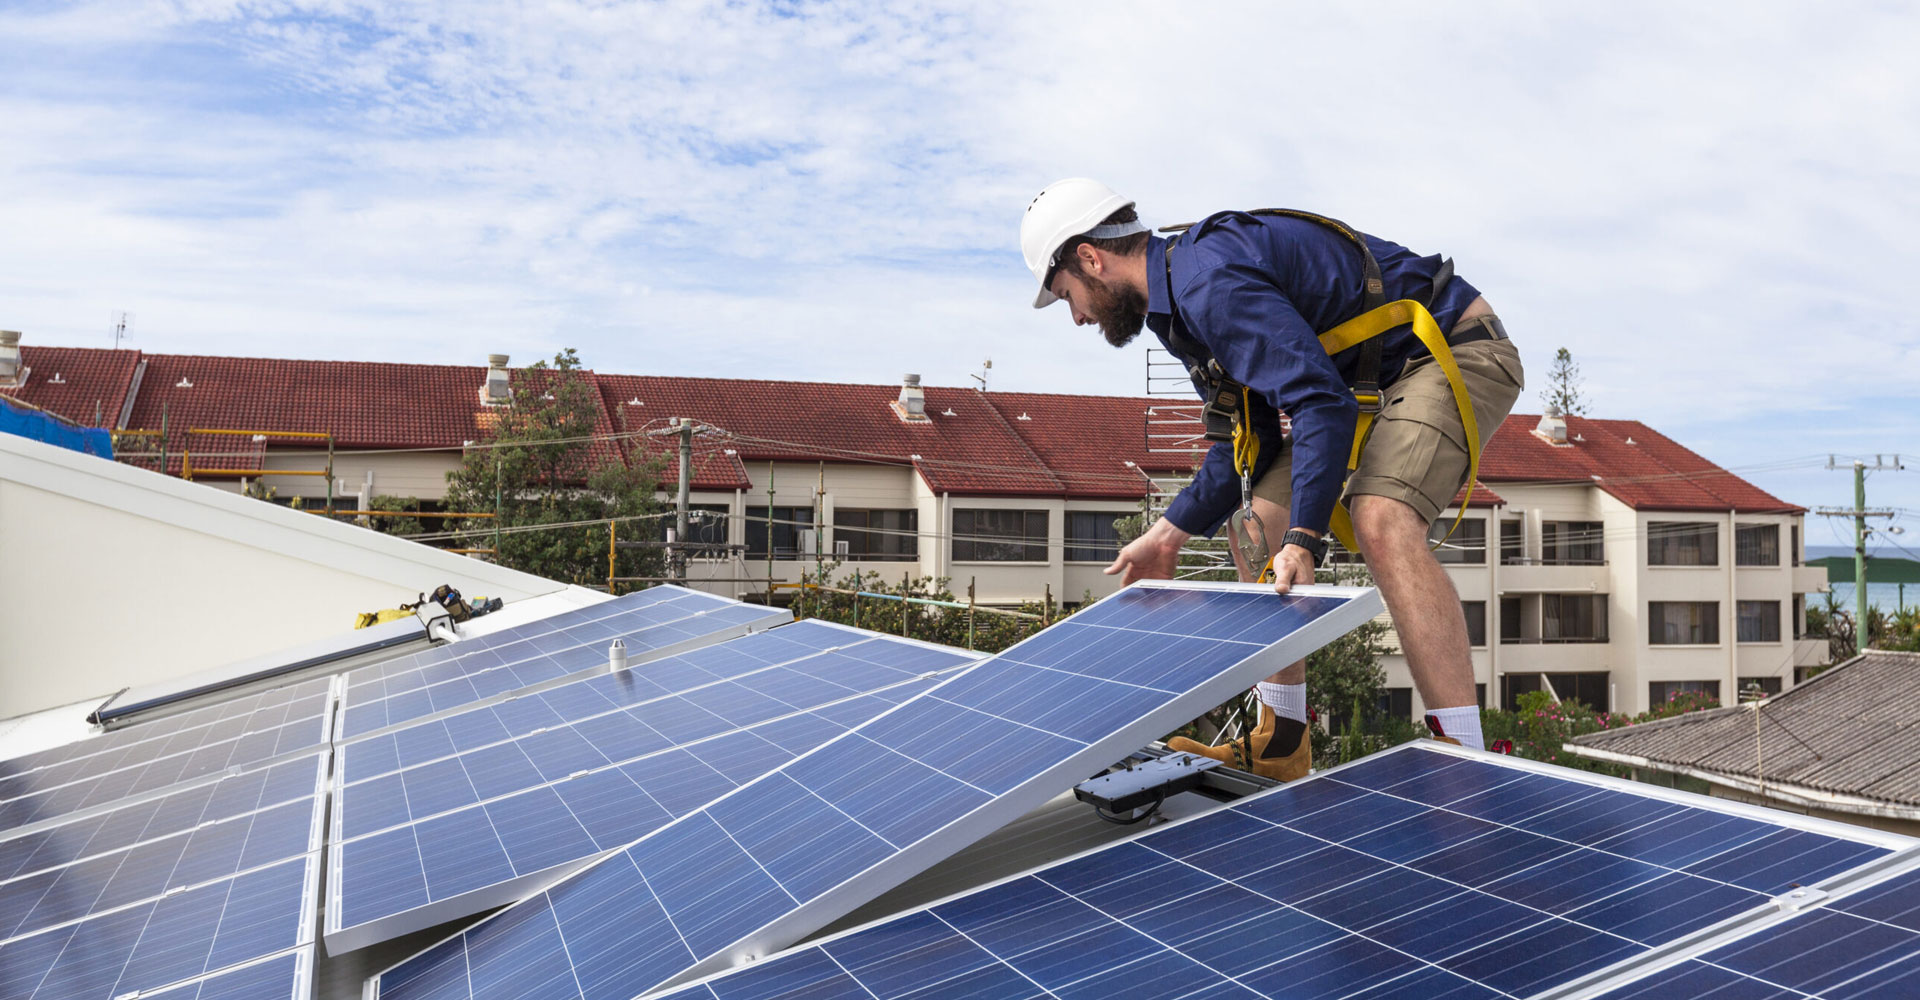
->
xmin=0 ymin=330 xmax=24 ymax=388
xmin=1017 ymin=411 xmax=1032 ymax=421
xmin=1532 ymin=404 xmax=1569 ymax=446
xmin=175 ymin=377 xmax=193 ymax=389
xmin=892 ymin=373 xmax=930 ymax=423
xmin=48 ymin=372 xmax=65 ymax=385
xmin=481 ymin=353 xmax=512 ymax=406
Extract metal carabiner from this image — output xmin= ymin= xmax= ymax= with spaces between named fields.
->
xmin=1228 ymin=503 xmax=1270 ymax=580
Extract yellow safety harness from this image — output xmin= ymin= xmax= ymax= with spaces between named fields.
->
xmin=1164 ymin=211 xmax=1481 ymax=582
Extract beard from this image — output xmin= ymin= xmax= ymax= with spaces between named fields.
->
xmin=1082 ymin=274 xmax=1148 ymax=348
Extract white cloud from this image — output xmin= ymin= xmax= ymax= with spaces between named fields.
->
xmin=0 ymin=0 xmax=1915 ymax=513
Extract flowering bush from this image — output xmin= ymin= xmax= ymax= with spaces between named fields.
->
xmin=1479 ymin=689 xmax=1721 ymax=775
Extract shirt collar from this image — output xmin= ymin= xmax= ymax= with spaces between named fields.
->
xmin=1145 ymin=235 xmax=1172 ymax=332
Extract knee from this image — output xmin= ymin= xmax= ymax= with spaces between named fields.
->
xmin=1351 ymin=496 xmax=1428 ymax=564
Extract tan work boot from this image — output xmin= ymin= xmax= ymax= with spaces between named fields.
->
xmin=1168 ymin=714 xmax=1311 ymax=783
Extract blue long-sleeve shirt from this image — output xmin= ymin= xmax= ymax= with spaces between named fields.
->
xmin=1146 ymin=211 xmax=1481 ymax=538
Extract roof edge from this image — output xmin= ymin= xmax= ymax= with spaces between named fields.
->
xmin=1563 ymin=743 xmax=1920 ymax=820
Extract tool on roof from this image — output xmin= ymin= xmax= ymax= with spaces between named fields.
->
xmin=353 ymin=585 xmax=501 ymax=630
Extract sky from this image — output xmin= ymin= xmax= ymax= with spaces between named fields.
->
xmin=2 ymin=0 xmax=1917 ymax=532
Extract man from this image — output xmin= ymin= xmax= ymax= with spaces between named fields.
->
xmin=1020 ymin=178 xmax=1522 ymax=779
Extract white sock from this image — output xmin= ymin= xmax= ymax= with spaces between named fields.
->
xmin=1255 ymin=682 xmax=1308 ymax=724
xmin=1425 ymin=706 xmax=1484 ymax=751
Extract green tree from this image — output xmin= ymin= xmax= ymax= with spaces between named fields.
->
xmin=366 ymin=494 xmax=426 ymax=538
xmin=1541 ymin=347 xmax=1589 ymax=416
xmin=444 ymin=349 xmax=666 ymax=588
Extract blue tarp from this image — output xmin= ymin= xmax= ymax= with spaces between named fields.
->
xmin=0 ymin=397 xmax=115 ymax=458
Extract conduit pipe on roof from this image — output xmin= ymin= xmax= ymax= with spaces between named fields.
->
xmin=1563 ymin=744 xmax=1920 ymax=822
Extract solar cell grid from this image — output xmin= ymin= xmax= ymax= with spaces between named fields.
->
xmin=327 ymin=626 xmax=976 ymax=952
xmin=369 ymin=581 xmax=1382 ymax=1000
xmin=0 ymin=854 xmax=315 ymax=1000
xmin=1588 ymin=866 xmax=1920 ymax=1000
xmin=642 ymin=744 xmax=1903 ymax=1000
xmin=335 ymin=619 xmax=862 ymax=785
xmin=135 ymin=950 xmax=308 ymax=1000
xmin=0 ymin=753 xmax=323 ymax=882
xmin=0 ymin=676 xmax=332 ymax=775
xmin=0 ymin=678 xmax=331 ymax=805
xmin=337 ymin=592 xmax=789 ymax=741
xmin=0 ymin=710 xmax=332 ymax=833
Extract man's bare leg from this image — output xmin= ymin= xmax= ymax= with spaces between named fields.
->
xmin=1227 ymin=494 xmax=1304 ymax=686
xmin=1351 ymin=494 xmax=1481 ymax=744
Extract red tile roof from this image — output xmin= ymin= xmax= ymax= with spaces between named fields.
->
xmin=1 ymin=347 xmax=141 ymax=428
xmin=0 ymin=345 xmax=1799 ymax=514
xmin=1478 ymin=414 xmax=1801 ymax=513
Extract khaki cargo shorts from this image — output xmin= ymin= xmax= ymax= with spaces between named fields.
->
xmin=1252 ymin=326 xmax=1525 ymax=525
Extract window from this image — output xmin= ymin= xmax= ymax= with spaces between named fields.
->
xmin=1736 ymin=600 xmax=1781 ymax=643
xmin=1543 ymin=521 xmax=1604 ymax=565
xmin=745 ymin=505 xmax=817 ymax=560
xmin=1501 ymin=520 xmax=1525 ymax=565
xmin=1500 ymin=596 xmax=1523 ymax=642
xmin=1502 ymin=672 xmax=1611 ymax=712
xmin=1648 ymin=522 xmax=1718 ymax=566
xmin=1064 ymin=511 xmax=1126 ymax=563
xmin=1475 ymin=683 xmax=1487 ymax=710
xmin=1462 ymin=601 xmax=1487 ymax=648
xmin=1793 ymin=594 xmax=1805 ymax=638
xmin=1736 ymin=524 xmax=1780 ymax=566
xmin=1791 ymin=524 xmax=1801 ymax=566
xmin=1649 ymin=601 xmax=1720 ymax=645
xmin=661 ymin=503 xmax=730 ymax=550
xmin=953 ymin=509 xmax=1048 ymax=562
xmin=832 ymin=509 xmax=918 ymax=561
xmin=1543 ymin=594 xmax=1609 ymax=642
xmin=1649 ymin=680 xmax=1720 ymax=705
xmin=1738 ymin=676 xmax=1783 ymax=699
xmin=1428 ymin=518 xmax=1487 ymax=564
xmin=1378 ymin=687 xmax=1413 ymax=721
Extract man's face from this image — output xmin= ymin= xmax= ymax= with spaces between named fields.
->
xmin=1050 ymin=260 xmax=1146 ymax=348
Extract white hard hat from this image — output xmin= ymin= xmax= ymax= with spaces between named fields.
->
xmin=1020 ymin=178 xmax=1148 ymax=308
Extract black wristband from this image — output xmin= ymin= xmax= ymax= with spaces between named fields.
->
xmin=1281 ymin=529 xmax=1329 ymax=567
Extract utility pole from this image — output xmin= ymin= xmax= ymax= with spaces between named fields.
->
xmin=646 ymin=418 xmax=710 ymax=584
xmin=1818 ymin=454 xmax=1903 ymax=653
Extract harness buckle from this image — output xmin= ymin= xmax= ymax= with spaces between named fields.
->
xmin=1353 ymin=390 xmax=1384 ymax=415
xmin=1200 ymin=382 xmax=1242 ymax=443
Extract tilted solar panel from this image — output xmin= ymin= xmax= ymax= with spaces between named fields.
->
xmin=326 ymin=623 xmax=978 ymax=952
xmin=337 ymin=588 xmax=791 ymax=742
xmin=0 ymin=676 xmax=333 ymax=809
xmin=368 ymin=581 xmax=1383 ymax=1000
xmin=0 ymin=676 xmax=332 ymax=775
xmin=134 ymin=949 xmax=310 ymax=1000
xmin=0 ymin=752 xmax=323 ymax=881
xmin=645 ymin=743 xmax=1911 ymax=1000
xmin=0 ymin=679 xmax=339 ymax=834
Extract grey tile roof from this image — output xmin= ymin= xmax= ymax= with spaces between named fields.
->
xmin=1568 ymin=651 xmax=1920 ymax=809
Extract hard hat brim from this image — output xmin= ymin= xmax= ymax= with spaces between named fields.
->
xmin=1033 ymin=285 xmax=1059 ymax=309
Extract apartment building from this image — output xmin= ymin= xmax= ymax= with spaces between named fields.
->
xmin=2 ymin=336 xmax=1826 ymax=715
xmin=1382 ymin=409 xmax=1827 ymax=720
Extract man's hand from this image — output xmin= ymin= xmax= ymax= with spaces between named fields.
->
xmin=1271 ymin=539 xmax=1319 ymax=596
xmin=1105 ymin=517 xmax=1191 ymax=584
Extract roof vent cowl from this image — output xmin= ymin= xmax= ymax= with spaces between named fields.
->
xmin=892 ymin=373 xmax=929 ymax=423
xmin=0 ymin=330 xmax=23 ymax=388
xmin=1533 ymin=404 xmax=1570 ymax=446
xmin=482 ymin=353 xmax=511 ymax=406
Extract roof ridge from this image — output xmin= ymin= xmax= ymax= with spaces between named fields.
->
xmin=962 ymin=393 xmax=1069 ymax=495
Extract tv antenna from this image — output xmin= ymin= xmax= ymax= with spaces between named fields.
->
xmin=110 ymin=311 xmax=133 ymax=349
xmin=971 ymin=357 xmax=992 ymax=392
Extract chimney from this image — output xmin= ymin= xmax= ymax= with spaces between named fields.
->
xmin=1533 ymin=403 xmax=1569 ymax=446
xmin=481 ymin=353 xmax=511 ymax=405
xmin=892 ymin=373 xmax=929 ymax=423
xmin=0 ymin=330 xmax=23 ymax=388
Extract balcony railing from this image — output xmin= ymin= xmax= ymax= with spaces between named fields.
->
xmin=1500 ymin=635 xmax=1610 ymax=645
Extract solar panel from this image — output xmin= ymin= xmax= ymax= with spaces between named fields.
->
xmin=0 ymin=753 xmax=324 ymax=882
xmin=0 ymin=754 xmax=324 ymax=940
xmin=135 ymin=949 xmax=309 ymax=1000
xmin=337 ymin=587 xmax=792 ymax=741
xmin=326 ymin=622 xmax=976 ymax=952
xmin=643 ymin=743 xmax=1911 ymax=1000
xmin=368 ymin=580 xmax=1383 ymax=1000
xmin=0 ymin=676 xmax=333 ymax=807
xmin=0 ymin=679 xmax=339 ymax=833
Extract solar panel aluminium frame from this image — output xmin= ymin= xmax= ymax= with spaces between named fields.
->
xmin=89 ymin=609 xmax=437 ymax=727
xmin=645 ymin=738 xmax=1920 ymax=1000
xmin=324 ymin=620 xmax=983 ymax=954
xmin=0 ymin=675 xmax=345 ymax=841
xmin=366 ymin=579 xmax=1385 ymax=998
xmin=335 ymin=601 xmax=795 ymax=745
xmin=139 ymin=947 xmax=314 ymax=1000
